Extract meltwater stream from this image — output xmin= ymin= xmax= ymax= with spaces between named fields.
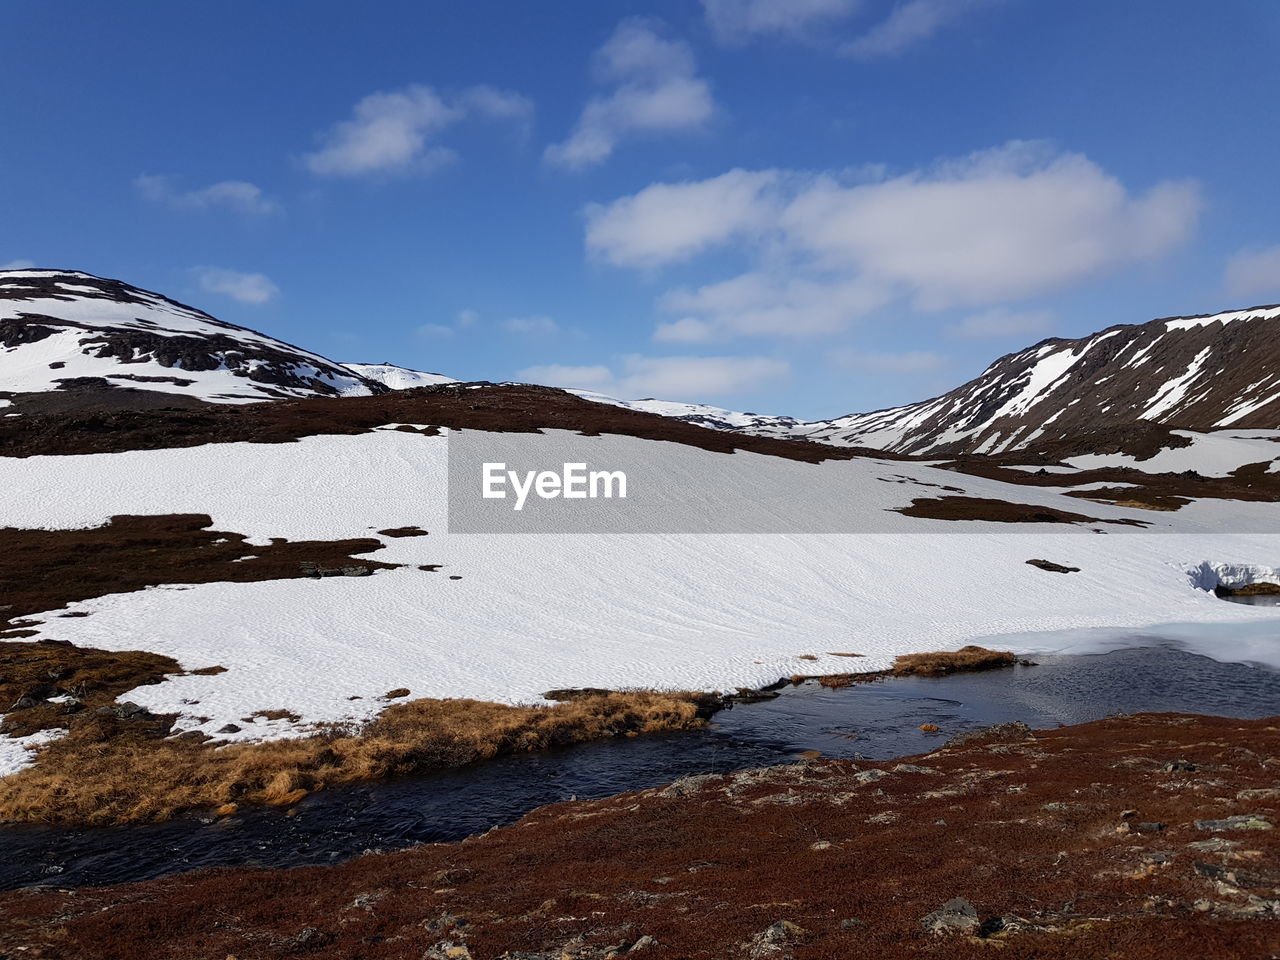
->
xmin=3 ymin=645 xmax=1279 ymax=891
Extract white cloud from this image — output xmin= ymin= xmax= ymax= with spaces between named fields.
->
xmin=781 ymin=142 xmax=1200 ymax=309
xmin=455 ymin=308 xmax=480 ymax=327
xmin=416 ymin=323 xmax=455 ymax=338
xmin=1225 ymin=246 xmax=1280 ymax=301
xmin=842 ymin=0 xmax=995 ymax=58
xmin=951 ymin=306 xmax=1054 ymax=339
xmin=519 ymin=354 xmax=789 ymax=400
xmin=586 ymin=169 xmax=779 ymax=267
xmin=653 ymin=317 xmax=717 ymax=343
xmin=503 ymin=315 xmax=560 ymax=335
xmin=0 ymin=259 xmax=35 ymax=270
xmin=660 ymin=271 xmax=891 ymax=338
xmin=702 ymin=0 xmax=860 ymax=43
xmin=193 ymin=267 xmax=279 ymax=304
xmin=545 ymin=19 xmax=714 ymax=171
xmin=830 ymin=348 xmax=945 ymax=374
xmin=305 ymin=83 xmax=533 ymax=177
xmin=589 ymin=141 xmax=1200 ymax=339
xmin=136 ymin=175 xmax=280 ymax=215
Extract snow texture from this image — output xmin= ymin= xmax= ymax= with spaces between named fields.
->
xmin=1 ymin=428 xmax=1278 ymax=750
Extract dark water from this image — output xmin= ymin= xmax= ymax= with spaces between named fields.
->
xmin=1221 ymin=593 xmax=1280 ymax=606
xmin=3 ymin=645 xmax=1279 ymax=891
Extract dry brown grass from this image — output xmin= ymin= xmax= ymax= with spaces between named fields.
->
xmin=891 ymin=644 xmax=1017 ymax=677
xmin=0 ymin=691 xmax=715 ymax=826
xmin=817 ymin=675 xmax=855 ymax=689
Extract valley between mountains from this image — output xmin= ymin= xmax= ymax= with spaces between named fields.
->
xmin=2 ymin=269 xmax=1280 ymax=791
xmin=1 ymin=269 xmax=1280 ymax=957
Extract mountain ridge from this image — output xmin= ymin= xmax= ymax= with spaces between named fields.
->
xmin=0 ymin=269 xmax=385 ymax=405
xmin=3 ymin=267 xmax=1278 ymax=458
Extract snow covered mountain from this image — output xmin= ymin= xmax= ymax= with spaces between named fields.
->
xmin=5 ymin=268 xmax=1278 ymax=464
xmin=342 ymin=362 xmax=457 ymax=390
xmin=568 ymin=390 xmax=802 ymax=437
xmin=0 ymin=269 xmax=384 ymax=405
xmin=794 ymin=304 xmax=1280 ymax=456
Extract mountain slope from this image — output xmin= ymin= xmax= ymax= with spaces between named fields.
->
xmin=0 ymin=269 xmax=383 ymax=405
xmin=568 ymin=390 xmax=802 ymax=436
xmin=796 ymin=304 xmax=1280 ymax=456
xmin=342 ymin=362 xmax=457 ymax=390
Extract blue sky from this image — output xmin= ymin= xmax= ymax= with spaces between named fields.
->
xmin=4 ymin=0 xmax=1278 ymax=418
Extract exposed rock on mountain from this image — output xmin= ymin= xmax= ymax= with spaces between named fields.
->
xmin=794 ymin=304 xmax=1280 ymax=456
xmin=0 ymin=269 xmax=384 ymax=405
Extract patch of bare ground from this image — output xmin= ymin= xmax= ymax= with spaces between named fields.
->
xmin=1025 ymin=558 xmax=1080 ymax=573
xmin=0 ymin=382 xmax=898 ymax=464
xmin=376 ymin=525 xmax=429 ymax=537
xmin=0 ymin=513 xmax=397 ymax=633
xmin=0 ymin=691 xmax=717 ymax=826
xmin=893 ymin=494 xmax=1149 ymax=525
xmin=1079 ymin=493 xmax=1188 ymax=511
xmin=4 ymin=713 xmax=1280 ymax=959
xmin=0 ymin=641 xmax=184 ymax=738
xmin=947 ymin=454 xmax=1280 ymax=508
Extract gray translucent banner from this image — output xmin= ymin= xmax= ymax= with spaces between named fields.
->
xmin=444 ymin=430 xmax=1263 ymax=534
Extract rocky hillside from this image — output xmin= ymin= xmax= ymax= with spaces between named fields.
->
xmin=0 ymin=269 xmax=384 ymax=405
xmin=794 ymin=304 xmax=1280 ymax=456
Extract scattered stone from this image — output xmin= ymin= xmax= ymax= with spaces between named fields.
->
xmin=1187 ymin=838 xmax=1240 ymax=853
xmin=810 ymin=840 xmax=832 ymax=851
xmin=1141 ymin=851 xmax=1175 ymax=865
xmin=920 ymin=898 xmax=980 ymax=936
xmin=216 ymin=723 xmax=242 ymax=734
xmin=838 ymin=918 xmax=864 ymax=930
xmin=1132 ymin=821 xmax=1167 ymax=833
xmin=424 ymin=942 xmax=471 ymax=959
xmin=1194 ymin=814 xmax=1273 ymax=832
xmin=744 ymin=920 xmax=807 ymax=957
xmin=383 ymin=688 xmax=411 ymax=699
xmin=1237 ymin=787 xmax=1280 ymax=800
xmin=1164 ymin=759 xmax=1198 ymax=772
xmin=893 ymin=763 xmax=939 ymax=775
xmin=659 ymin=773 xmax=720 ymax=798
xmin=1042 ymin=801 xmax=1086 ymax=813
xmin=919 ymin=723 xmax=940 ymax=732
xmin=854 ymin=769 xmax=887 ymax=784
